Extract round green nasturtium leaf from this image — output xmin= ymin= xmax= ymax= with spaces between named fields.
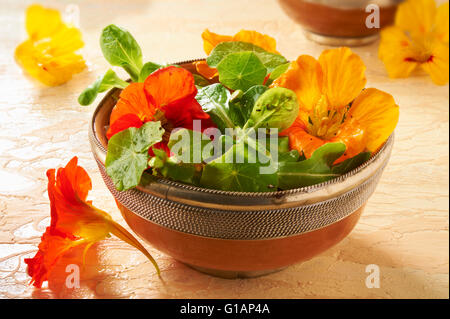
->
xmin=207 ymin=41 xmax=288 ymax=72
xmin=105 ymin=121 xmax=164 ymax=191
xmin=216 ymin=51 xmax=267 ymax=92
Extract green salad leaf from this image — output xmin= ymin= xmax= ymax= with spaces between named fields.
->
xmin=277 ymin=136 xmax=290 ymax=153
xmin=105 ymin=121 xmax=164 ymax=191
xmin=200 ymin=142 xmax=278 ymax=192
xmin=278 ymin=143 xmax=346 ymax=189
xmin=244 ymin=87 xmax=299 ymax=131
xmin=196 ymin=84 xmax=235 ymax=131
xmin=78 ymin=69 xmax=129 ymax=106
xmin=265 ymin=62 xmax=291 ymax=86
xmin=331 ymin=152 xmax=371 ymax=174
xmin=100 ymin=24 xmax=143 ymax=82
xmin=159 ymin=158 xmax=197 ymax=184
xmin=148 ymin=147 xmax=198 ymax=184
xmin=278 ymin=150 xmax=301 ymax=163
xmin=207 ymin=41 xmax=287 ymax=72
xmin=229 ymin=85 xmax=268 ymax=127
xmin=217 ymin=51 xmax=267 ymax=92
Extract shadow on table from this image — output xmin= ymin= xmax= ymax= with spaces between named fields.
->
xmin=30 ymin=235 xmax=445 ymax=299
xmin=156 ymin=236 xmax=445 ymax=299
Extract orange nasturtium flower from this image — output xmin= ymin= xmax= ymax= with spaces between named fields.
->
xmin=379 ymin=0 xmax=449 ymax=85
xmin=25 ymin=157 xmax=159 ymax=288
xmin=194 ymin=29 xmax=280 ymax=79
xmin=107 ymin=66 xmax=215 ymax=141
xmin=272 ymin=47 xmax=399 ymax=162
xmin=15 ymin=4 xmax=86 ymax=86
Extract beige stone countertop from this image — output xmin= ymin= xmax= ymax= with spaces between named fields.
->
xmin=0 ymin=0 xmax=448 ymax=299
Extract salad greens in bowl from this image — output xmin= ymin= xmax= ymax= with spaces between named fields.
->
xmin=84 ymin=25 xmax=398 ymax=277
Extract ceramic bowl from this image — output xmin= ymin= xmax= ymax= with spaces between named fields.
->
xmin=89 ymin=60 xmax=394 ymax=278
xmin=277 ymin=0 xmax=403 ymax=46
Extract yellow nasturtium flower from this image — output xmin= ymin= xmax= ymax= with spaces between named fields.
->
xmin=195 ymin=29 xmax=279 ymax=79
xmin=15 ymin=4 xmax=86 ymax=86
xmin=272 ymin=47 xmax=399 ymax=163
xmin=379 ymin=0 xmax=449 ymax=85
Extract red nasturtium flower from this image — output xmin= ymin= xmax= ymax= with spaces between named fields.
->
xmin=107 ymin=66 xmax=215 ymax=144
xmin=25 ymin=157 xmax=159 ymax=288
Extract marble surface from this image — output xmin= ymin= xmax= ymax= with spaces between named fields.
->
xmin=0 ymin=0 xmax=448 ymax=299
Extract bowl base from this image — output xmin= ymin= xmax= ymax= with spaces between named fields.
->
xmin=183 ymin=263 xmax=287 ymax=279
xmin=304 ymin=30 xmax=379 ymax=47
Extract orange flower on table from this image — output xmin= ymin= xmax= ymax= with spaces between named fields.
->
xmin=25 ymin=157 xmax=159 ymax=288
xmin=271 ymin=47 xmax=399 ymax=162
xmin=15 ymin=4 xmax=86 ymax=86
xmin=194 ymin=29 xmax=280 ymax=79
xmin=379 ymin=0 xmax=449 ymax=85
xmin=107 ymin=66 xmax=215 ymax=142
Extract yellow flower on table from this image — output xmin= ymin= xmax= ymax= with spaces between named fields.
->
xmin=379 ymin=0 xmax=449 ymax=85
xmin=15 ymin=4 xmax=86 ymax=86
xmin=195 ymin=29 xmax=279 ymax=79
xmin=272 ymin=47 xmax=399 ymax=163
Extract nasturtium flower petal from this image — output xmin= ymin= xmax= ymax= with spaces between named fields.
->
xmin=163 ymin=99 xmax=214 ymax=130
xmin=25 ymin=157 xmax=160 ymax=288
xmin=110 ymin=83 xmax=156 ymax=125
xmin=378 ymin=0 xmax=449 ymax=85
xmin=107 ymin=113 xmax=143 ymax=140
xmin=233 ymin=30 xmax=279 ymax=54
xmin=318 ymin=47 xmax=366 ymax=109
xmin=395 ymin=0 xmax=437 ymax=37
xmin=329 ymin=123 xmax=366 ymax=164
xmin=108 ymin=67 xmax=214 ymax=141
xmin=144 ymin=66 xmax=197 ymax=108
xmin=379 ymin=26 xmax=419 ymax=78
xmin=194 ymin=60 xmax=219 ymax=79
xmin=281 ymin=122 xmax=325 ymax=159
xmin=273 ymin=47 xmax=398 ymax=162
xmin=420 ymin=39 xmax=450 ymax=85
xmin=344 ymin=88 xmax=399 ymax=153
xmin=271 ymin=55 xmax=323 ymax=113
xmin=201 ymin=29 xmax=280 ymax=55
xmin=202 ymin=29 xmax=233 ymax=55
xmin=25 ymin=231 xmax=82 ymax=288
xmin=15 ymin=4 xmax=86 ymax=86
xmin=25 ymin=4 xmax=64 ymax=41
xmin=435 ymin=2 xmax=449 ymax=43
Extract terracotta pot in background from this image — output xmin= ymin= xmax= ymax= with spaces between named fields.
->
xmin=277 ymin=0 xmax=403 ymax=46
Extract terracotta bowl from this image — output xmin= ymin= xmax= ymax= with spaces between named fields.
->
xmin=89 ymin=60 xmax=394 ymax=278
xmin=277 ymin=0 xmax=403 ymax=46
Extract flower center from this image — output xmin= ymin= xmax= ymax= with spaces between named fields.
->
xmin=406 ymin=35 xmax=435 ymax=63
xmin=306 ymin=95 xmax=346 ymax=140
